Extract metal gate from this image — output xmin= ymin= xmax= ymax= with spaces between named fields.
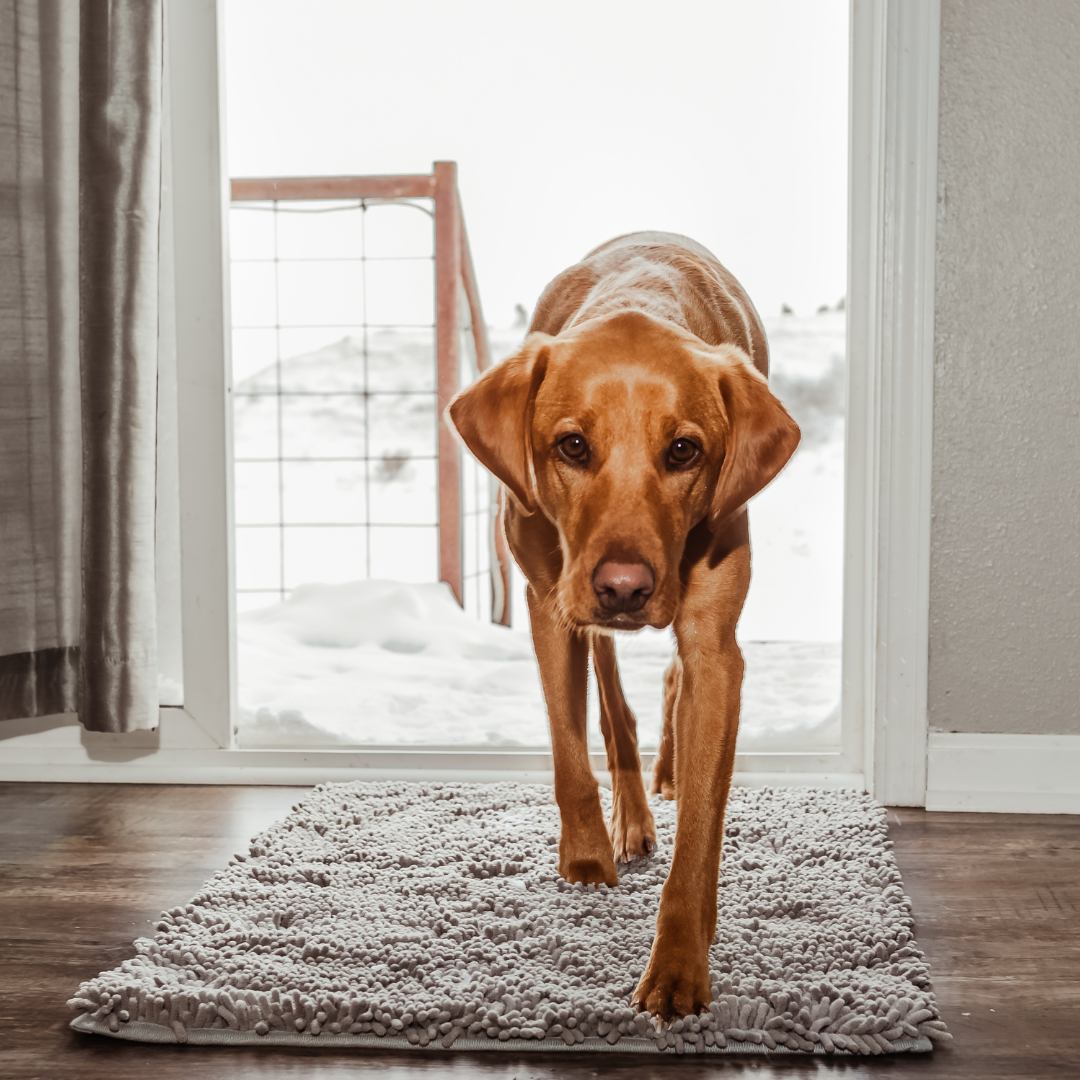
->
xmin=229 ymin=161 xmax=511 ymax=624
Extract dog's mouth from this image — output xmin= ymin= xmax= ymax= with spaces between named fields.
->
xmin=589 ymin=609 xmax=652 ymax=630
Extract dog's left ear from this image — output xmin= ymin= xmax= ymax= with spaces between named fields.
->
xmin=709 ymin=346 xmax=801 ymax=530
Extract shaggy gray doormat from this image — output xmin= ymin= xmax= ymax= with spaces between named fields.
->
xmin=69 ymin=782 xmax=950 ymax=1056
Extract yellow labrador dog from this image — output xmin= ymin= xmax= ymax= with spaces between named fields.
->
xmin=449 ymin=232 xmax=799 ymax=1020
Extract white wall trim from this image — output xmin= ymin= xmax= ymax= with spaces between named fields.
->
xmin=845 ymin=0 xmax=940 ymax=806
xmin=927 ymin=733 xmax=1080 ymax=814
xmin=166 ymin=0 xmax=237 ymax=749
xmin=0 ymin=712 xmax=863 ymax=789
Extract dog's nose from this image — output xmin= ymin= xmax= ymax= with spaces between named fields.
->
xmin=592 ymin=561 xmax=655 ymax=613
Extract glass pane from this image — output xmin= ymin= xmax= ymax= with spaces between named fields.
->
xmin=234 ymin=461 xmax=280 ymax=524
xmin=230 ymin=261 xmax=277 ymax=327
xmin=364 ymin=201 xmax=433 ymax=259
xmin=462 ymin=462 xmax=478 ymax=516
xmin=280 ymin=394 xmax=365 ymax=458
xmin=275 ymin=201 xmax=363 ymax=259
xmin=232 ymin=328 xmax=277 ymax=386
xmin=367 ymin=392 xmax=436 ymax=458
xmin=237 ymin=590 xmax=283 ymax=613
xmin=463 ymin=568 xmax=492 ymax=625
xmin=235 ymin=526 xmax=281 ymax=591
xmin=368 ymin=526 xmax=438 ymax=582
xmin=233 ymin=394 xmax=279 ymax=460
xmin=277 ymin=329 xmax=368 ymax=392
xmin=276 ymin=260 xmax=364 ymax=327
xmin=739 ymin=641 xmax=841 ymax=750
xmin=737 ymin=310 xmax=846 ymax=751
xmin=463 ymin=511 xmax=479 ymax=578
xmin=284 ymin=526 xmax=368 ymax=588
xmin=229 ymin=203 xmax=275 ymax=260
xmin=365 ymin=328 xmax=435 ymax=393
xmin=368 ymin=457 xmax=437 ymax=525
xmin=227 ymin=3 xmax=848 ymax=753
xmin=364 ymin=259 xmax=434 ymax=326
xmin=282 ymin=460 xmax=366 ymax=523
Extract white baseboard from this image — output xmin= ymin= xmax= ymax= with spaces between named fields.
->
xmin=926 ymin=732 xmax=1080 ymax=814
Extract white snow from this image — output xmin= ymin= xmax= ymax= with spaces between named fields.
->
xmin=238 ymin=578 xmax=839 ymax=751
xmin=232 ymin=309 xmax=845 ymax=752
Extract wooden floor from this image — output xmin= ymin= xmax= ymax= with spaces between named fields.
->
xmin=1 ymin=783 xmax=1078 ymax=1079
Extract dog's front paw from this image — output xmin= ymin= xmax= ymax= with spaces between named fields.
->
xmin=558 ymin=828 xmax=618 ymax=887
xmin=632 ymin=945 xmax=711 ymax=1022
xmin=610 ymin=777 xmax=657 ymax=863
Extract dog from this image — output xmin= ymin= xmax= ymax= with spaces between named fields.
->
xmin=448 ymin=232 xmax=800 ymax=1020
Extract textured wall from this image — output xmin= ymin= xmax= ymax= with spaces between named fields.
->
xmin=929 ymin=0 xmax=1080 ymax=734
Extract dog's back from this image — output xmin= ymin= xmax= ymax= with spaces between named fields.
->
xmin=530 ymin=230 xmax=769 ymax=376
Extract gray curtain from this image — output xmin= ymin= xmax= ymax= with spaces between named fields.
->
xmin=0 ymin=0 xmax=163 ymax=732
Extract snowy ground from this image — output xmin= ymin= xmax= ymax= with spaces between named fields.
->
xmin=233 ymin=311 xmax=845 ymax=751
xmin=239 ymin=579 xmax=840 ymax=750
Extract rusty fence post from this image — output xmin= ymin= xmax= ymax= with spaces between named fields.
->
xmin=433 ymin=161 xmax=463 ymax=605
xmin=457 ymin=194 xmax=512 ymax=626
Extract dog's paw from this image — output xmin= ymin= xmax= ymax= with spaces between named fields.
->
xmin=632 ymin=950 xmax=711 ymax=1022
xmin=611 ymin=821 xmax=657 ymax=864
xmin=649 ymin=752 xmax=676 ymax=801
xmin=610 ymin=780 xmax=658 ymax=863
xmin=560 ymin=855 xmax=619 ymax=887
xmin=648 ymin=770 xmax=676 ymax=801
xmin=558 ymin=831 xmax=619 ymax=887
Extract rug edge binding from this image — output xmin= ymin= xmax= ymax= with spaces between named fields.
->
xmin=69 ymin=1014 xmax=934 ymax=1054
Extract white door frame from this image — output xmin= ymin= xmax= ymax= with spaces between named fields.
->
xmin=168 ymin=0 xmax=237 ymax=751
xmin=845 ymin=0 xmax=940 ymax=806
xmin=0 ymin=0 xmax=942 ymax=797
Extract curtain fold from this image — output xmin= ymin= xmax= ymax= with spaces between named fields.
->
xmin=78 ymin=0 xmax=162 ymax=732
xmin=0 ymin=0 xmax=164 ymax=732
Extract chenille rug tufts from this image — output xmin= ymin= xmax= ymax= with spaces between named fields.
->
xmin=69 ymin=782 xmax=950 ymax=1055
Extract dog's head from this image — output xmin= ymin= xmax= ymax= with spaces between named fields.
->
xmin=449 ymin=310 xmax=800 ymax=631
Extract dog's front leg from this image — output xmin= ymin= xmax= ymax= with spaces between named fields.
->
xmin=633 ymin=533 xmax=749 ymax=1020
xmin=527 ymin=586 xmax=619 ymax=887
xmin=591 ymin=632 xmax=657 ymax=862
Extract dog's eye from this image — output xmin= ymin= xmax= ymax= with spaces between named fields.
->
xmin=668 ymin=438 xmax=700 ymax=468
xmin=557 ymin=433 xmax=589 ymax=464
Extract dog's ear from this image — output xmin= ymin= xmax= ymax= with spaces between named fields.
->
xmin=709 ymin=346 xmax=801 ymax=530
xmin=447 ymin=334 xmax=552 ymax=514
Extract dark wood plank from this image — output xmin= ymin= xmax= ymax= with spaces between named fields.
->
xmin=883 ymin=807 xmax=1080 ymax=1078
xmin=1 ymin=783 xmax=1077 ymax=1079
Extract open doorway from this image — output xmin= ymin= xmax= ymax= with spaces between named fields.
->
xmin=223 ymin=0 xmax=849 ymax=754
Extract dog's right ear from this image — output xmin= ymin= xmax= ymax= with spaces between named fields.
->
xmin=447 ymin=334 xmax=552 ymax=514
xmin=708 ymin=345 xmax=801 ymax=531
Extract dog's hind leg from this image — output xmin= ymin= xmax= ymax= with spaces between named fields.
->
xmin=650 ymin=656 xmax=681 ymax=800
xmin=527 ymin=587 xmax=619 ymax=887
xmin=591 ymin=632 xmax=657 ymax=863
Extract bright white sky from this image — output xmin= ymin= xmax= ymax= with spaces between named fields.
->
xmin=224 ymin=0 xmax=848 ymax=326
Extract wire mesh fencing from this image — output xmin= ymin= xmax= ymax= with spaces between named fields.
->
xmin=229 ymin=165 xmax=509 ymax=623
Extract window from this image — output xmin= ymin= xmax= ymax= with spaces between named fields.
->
xmin=223 ymin=0 xmax=851 ymax=759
